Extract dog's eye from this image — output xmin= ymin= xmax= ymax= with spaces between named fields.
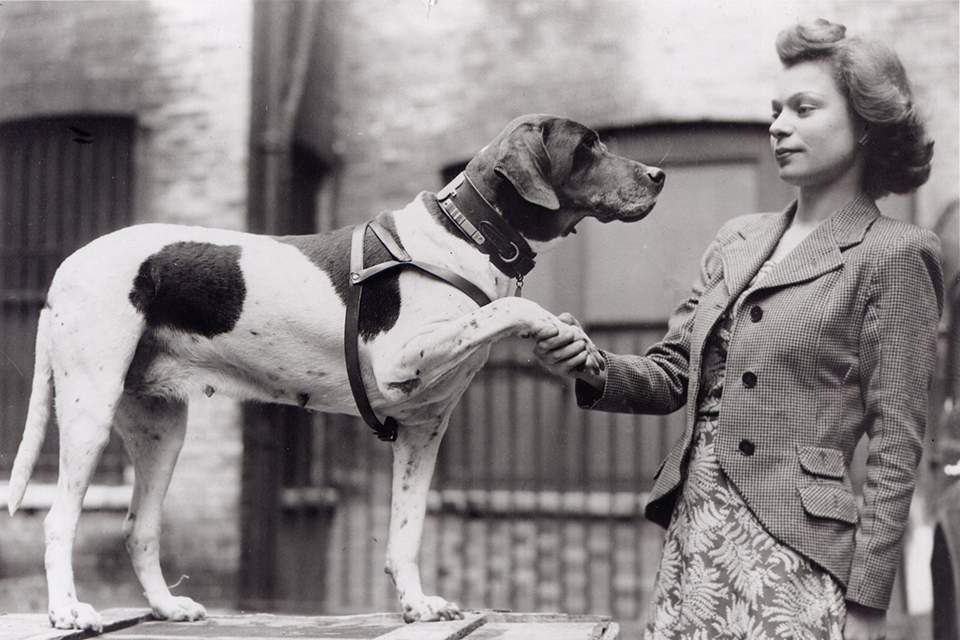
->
xmin=573 ymin=140 xmax=595 ymax=168
xmin=575 ymin=138 xmax=598 ymax=157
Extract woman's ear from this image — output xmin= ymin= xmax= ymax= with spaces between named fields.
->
xmin=493 ymin=124 xmax=560 ymax=210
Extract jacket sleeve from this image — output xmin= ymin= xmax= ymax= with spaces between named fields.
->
xmin=575 ymin=223 xmax=728 ymax=414
xmin=846 ymin=228 xmax=944 ymax=610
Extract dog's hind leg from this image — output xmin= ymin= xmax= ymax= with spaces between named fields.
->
xmin=43 ymin=372 xmax=127 ymax=631
xmin=385 ymin=418 xmax=462 ymax=623
xmin=115 ymin=394 xmax=207 ymax=622
xmin=42 ymin=295 xmax=145 ymax=631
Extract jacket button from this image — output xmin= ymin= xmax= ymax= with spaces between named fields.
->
xmin=739 ymin=439 xmax=756 ymax=456
xmin=742 ymin=371 xmax=757 ymax=388
xmin=750 ymin=305 xmax=763 ymax=322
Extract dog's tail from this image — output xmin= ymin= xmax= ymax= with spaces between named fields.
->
xmin=8 ymin=307 xmax=54 ymax=516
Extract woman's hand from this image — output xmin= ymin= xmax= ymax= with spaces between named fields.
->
xmin=844 ymin=602 xmax=886 ymax=640
xmin=533 ymin=312 xmax=605 ymax=389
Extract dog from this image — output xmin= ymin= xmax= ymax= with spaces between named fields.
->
xmin=7 ymin=114 xmax=664 ymax=630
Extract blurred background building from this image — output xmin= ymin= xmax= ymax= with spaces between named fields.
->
xmin=0 ymin=0 xmax=956 ymax=636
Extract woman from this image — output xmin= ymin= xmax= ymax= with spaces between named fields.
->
xmin=535 ymin=19 xmax=943 ymax=640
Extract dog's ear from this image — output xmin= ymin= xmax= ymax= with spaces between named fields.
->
xmin=493 ymin=124 xmax=560 ymax=211
xmin=544 ymin=122 xmax=583 ymax=186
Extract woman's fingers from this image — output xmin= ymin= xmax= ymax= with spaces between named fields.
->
xmin=539 ymin=339 xmax=587 ymax=364
xmin=556 ymin=312 xmax=582 ymax=328
xmin=557 ymin=350 xmax=590 ymax=374
xmin=536 ymin=329 xmax=580 ymax=352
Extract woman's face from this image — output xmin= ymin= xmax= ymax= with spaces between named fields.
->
xmin=769 ymin=60 xmax=863 ymax=190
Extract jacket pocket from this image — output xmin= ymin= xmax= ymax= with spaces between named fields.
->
xmin=797 ymin=446 xmax=846 ymax=479
xmin=798 ymin=482 xmax=859 ymax=524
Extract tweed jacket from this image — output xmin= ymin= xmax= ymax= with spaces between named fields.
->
xmin=577 ymin=195 xmax=944 ymax=610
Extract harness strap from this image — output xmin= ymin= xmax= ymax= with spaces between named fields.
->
xmin=345 ymin=220 xmax=493 ymax=442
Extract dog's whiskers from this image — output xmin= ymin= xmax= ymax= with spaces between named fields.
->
xmin=656 ymin=142 xmax=674 ymax=166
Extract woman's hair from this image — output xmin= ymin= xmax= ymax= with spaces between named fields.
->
xmin=775 ymin=19 xmax=933 ymax=198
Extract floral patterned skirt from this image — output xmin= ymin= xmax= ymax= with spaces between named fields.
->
xmin=643 ymin=414 xmax=846 ymax=639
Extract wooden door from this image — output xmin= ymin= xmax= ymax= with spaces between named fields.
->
xmin=0 ymin=115 xmax=134 ymax=482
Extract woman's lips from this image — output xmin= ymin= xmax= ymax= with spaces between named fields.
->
xmin=775 ymin=147 xmax=801 ymax=161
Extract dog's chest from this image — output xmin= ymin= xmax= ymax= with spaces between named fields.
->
xmin=381 ymin=343 xmax=492 ymax=424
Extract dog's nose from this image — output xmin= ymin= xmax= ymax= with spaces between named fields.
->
xmin=646 ymin=167 xmax=666 ymax=186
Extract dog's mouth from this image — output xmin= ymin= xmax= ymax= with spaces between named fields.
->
xmin=595 ymin=201 xmax=656 ymax=224
xmin=620 ymin=203 xmax=656 ymax=221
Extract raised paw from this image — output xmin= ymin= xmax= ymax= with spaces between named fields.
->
xmin=49 ymin=601 xmax=103 ymax=632
xmin=402 ymin=594 xmax=463 ymax=623
xmin=151 ymin=595 xmax=207 ymax=622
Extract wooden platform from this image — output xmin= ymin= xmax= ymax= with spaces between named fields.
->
xmin=0 ymin=609 xmax=619 ymax=640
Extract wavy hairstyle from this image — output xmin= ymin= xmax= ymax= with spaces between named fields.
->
xmin=775 ymin=19 xmax=933 ymax=198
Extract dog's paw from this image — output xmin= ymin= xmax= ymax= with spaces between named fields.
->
xmin=151 ymin=595 xmax=207 ymax=622
xmin=402 ymin=595 xmax=463 ymax=622
xmin=49 ymin=601 xmax=103 ymax=632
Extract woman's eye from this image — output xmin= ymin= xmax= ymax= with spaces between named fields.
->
xmin=797 ymin=105 xmax=815 ymax=116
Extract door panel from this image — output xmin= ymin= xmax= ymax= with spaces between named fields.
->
xmin=0 ymin=115 xmax=134 ymax=482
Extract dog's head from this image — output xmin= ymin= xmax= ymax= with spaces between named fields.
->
xmin=466 ymin=114 xmax=665 ymax=242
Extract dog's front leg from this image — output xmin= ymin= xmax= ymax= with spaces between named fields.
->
xmin=375 ymin=297 xmax=599 ymax=400
xmin=385 ymin=419 xmax=460 ymax=622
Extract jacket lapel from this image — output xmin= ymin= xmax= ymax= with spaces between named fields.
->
xmin=753 ymin=194 xmax=879 ymax=293
xmin=719 ymin=195 xmax=880 ymax=298
xmin=720 ymin=202 xmax=794 ymax=302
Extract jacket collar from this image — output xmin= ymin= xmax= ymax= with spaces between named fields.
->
xmin=720 ymin=193 xmax=880 ymax=299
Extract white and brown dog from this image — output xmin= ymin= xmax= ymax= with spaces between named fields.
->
xmin=7 ymin=114 xmax=663 ymax=630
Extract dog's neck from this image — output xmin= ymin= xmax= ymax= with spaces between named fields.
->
xmin=436 ymin=172 xmax=537 ymax=281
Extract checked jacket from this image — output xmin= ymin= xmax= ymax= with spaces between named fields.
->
xmin=577 ymin=194 xmax=944 ymax=610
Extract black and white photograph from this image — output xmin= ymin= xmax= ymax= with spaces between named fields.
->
xmin=0 ymin=1 xmax=957 ymax=639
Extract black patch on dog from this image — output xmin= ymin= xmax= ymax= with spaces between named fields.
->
xmin=129 ymin=242 xmax=245 ymax=337
xmin=276 ymin=214 xmax=402 ymax=340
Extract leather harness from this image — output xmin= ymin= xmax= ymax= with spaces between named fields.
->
xmin=345 ymin=172 xmax=537 ymax=442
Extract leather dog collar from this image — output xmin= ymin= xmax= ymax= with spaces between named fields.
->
xmin=436 ymin=172 xmax=537 ymax=282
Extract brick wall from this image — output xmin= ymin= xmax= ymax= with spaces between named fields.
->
xmin=0 ymin=0 xmax=253 ymax=609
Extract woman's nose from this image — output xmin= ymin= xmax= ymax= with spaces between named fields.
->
xmin=769 ymin=114 xmax=793 ymax=139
